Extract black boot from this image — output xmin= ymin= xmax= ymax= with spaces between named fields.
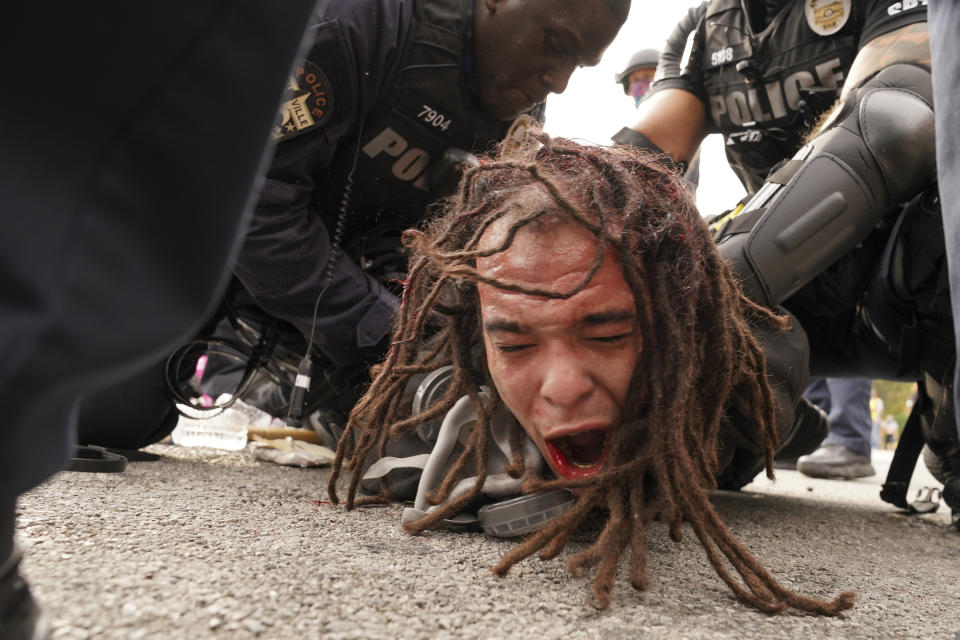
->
xmin=716 ymin=397 xmax=830 ymax=490
xmin=1 ymin=502 xmax=50 ymax=640
xmin=942 ymin=477 xmax=960 ymax=531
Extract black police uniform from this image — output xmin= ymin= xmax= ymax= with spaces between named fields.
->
xmin=644 ymin=0 xmax=959 ymax=496
xmin=236 ymin=0 xmax=536 ymax=367
xmin=77 ymin=0 xmax=542 ymax=447
xmin=650 ymin=0 xmax=926 ymax=194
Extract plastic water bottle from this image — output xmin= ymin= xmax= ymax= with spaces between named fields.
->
xmin=170 ymin=395 xmax=281 ymax=451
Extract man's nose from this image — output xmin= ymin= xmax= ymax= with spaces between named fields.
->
xmin=539 ymin=348 xmax=594 ymax=407
xmin=541 ymin=63 xmax=576 ymax=95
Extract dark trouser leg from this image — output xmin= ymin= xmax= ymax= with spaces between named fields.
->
xmin=0 ymin=0 xmax=318 ymax=499
xmin=920 ymin=369 xmax=960 ymax=483
xmin=0 ymin=2 xmax=317 ymax=636
xmin=1 ymin=498 xmax=47 ymax=639
xmin=0 ymin=501 xmax=12 ymax=575
xmin=916 ymin=366 xmax=960 ymax=526
xmin=76 ymin=358 xmax=179 ymax=450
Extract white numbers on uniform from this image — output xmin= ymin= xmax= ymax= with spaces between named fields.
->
xmin=711 ymin=47 xmax=734 ymax=67
xmin=418 ymin=104 xmax=451 ymax=131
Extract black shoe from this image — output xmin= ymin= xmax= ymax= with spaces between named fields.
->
xmin=0 ymin=551 xmax=50 ymax=640
xmin=65 ymin=444 xmax=127 ymax=473
xmin=797 ymin=444 xmax=876 ymax=479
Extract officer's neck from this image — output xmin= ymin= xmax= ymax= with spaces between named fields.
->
xmin=742 ymin=0 xmax=791 ymax=33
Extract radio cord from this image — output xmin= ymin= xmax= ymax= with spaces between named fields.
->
xmin=286 ymin=121 xmax=365 ymax=425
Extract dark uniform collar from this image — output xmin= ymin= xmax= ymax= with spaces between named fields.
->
xmin=742 ymin=0 xmax=792 ymax=34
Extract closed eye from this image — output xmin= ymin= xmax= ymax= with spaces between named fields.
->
xmin=587 ymin=334 xmax=631 ymax=344
xmin=496 ymin=343 xmax=534 ymax=353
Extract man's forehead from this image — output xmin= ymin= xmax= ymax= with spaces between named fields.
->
xmin=475 ymin=189 xmax=554 ymax=248
xmin=476 ymin=215 xmax=600 ymax=277
xmin=475 ymin=217 xmax=637 ymax=325
xmin=482 ymin=306 xmax=637 ymax=333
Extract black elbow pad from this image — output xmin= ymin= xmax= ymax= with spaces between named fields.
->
xmin=718 ymin=63 xmax=936 ymax=308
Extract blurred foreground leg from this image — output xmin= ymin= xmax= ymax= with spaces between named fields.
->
xmin=0 ymin=2 xmax=317 ymax=637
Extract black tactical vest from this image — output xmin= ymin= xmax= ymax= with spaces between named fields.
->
xmin=697 ymin=0 xmax=859 ymax=193
xmin=315 ymin=0 xmax=524 ymax=241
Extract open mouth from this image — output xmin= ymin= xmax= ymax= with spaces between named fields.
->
xmin=545 ymin=429 xmax=610 ymax=479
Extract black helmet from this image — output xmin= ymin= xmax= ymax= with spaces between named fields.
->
xmin=615 ymin=48 xmax=660 ymax=93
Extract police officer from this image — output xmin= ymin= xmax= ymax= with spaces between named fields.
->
xmin=77 ymin=0 xmax=631 ymax=447
xmin=237 ymin=0 xmax=625 ymax=383
xmin=616 ymin=48 xmax=660 ymax=106
xmin=612 ymin=1 xmax=958 ymax=517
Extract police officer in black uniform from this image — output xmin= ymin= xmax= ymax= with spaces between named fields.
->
xmin=612 ymin=0 xmax=959 ymax=523
xmin=76 ymin=0 xmax=630 ymax=448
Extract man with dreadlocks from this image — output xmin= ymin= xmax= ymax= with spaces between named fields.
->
xmin=329 ymin=132 xmax=855 ymax=615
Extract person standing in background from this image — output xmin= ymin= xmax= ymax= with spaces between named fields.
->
xmin=615 ymin=47 xmax=659 ymax=107
xmin=796 ymin=377 xmax=876 ymax=479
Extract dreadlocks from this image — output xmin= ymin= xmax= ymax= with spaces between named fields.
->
xmin=328 ymin=131 xmax=855 ymax=615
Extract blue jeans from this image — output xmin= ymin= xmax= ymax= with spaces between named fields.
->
xmin=803 ymin=377 xmax=873 ymax=458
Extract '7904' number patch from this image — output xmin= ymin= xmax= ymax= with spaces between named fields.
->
xmin=418 ymin=104 xmax=452 ymax=131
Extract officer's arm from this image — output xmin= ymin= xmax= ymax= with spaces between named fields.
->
xmin=716 ymin=23 xmax=934 ymax=308
xmin=234 ymin=167 xmax=399 ymax=367
xmin=817 ymin=22 xmax=931 ymax=133
xmin=613 ymin=88 xmax=708 ymax=168
xmin=233 ymin=5 xmax=405 ymax=367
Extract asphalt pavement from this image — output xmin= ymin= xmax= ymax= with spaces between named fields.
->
xmin=16 ymin=443 xmax=960 ymax=640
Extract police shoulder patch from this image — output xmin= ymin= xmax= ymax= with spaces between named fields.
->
xmin=805 ymin=0 xmax=851 ymax=36
xmin=501 ymin=114 xmax=534 ymax=156
xmin=273 ymin=60 xmax=336 ymax=141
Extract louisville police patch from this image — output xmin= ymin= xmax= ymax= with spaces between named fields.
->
xmin=501 ymin=114 xmax=534 ymax=156
xmin=805 ymin=0 xmax=851 ymax=36
xmin=273 ymin=60 xmax=335 ymax=140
